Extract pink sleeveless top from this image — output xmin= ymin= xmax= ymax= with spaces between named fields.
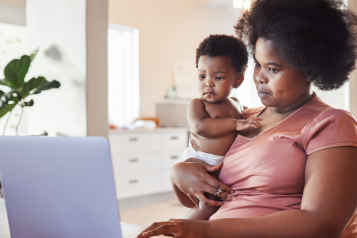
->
xmin=210 ymin=93 xmax=357 ymax=237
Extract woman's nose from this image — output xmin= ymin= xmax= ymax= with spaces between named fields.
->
xmin=255 ymin=70 xmax=268 ymax=84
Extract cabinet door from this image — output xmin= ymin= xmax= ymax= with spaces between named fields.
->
xmin=161 ymin=172 xmax=173 ymax=192
xmin=161 ymin=150 xmax=182 ymax=171
xmin=109 ymin=133 xmax=161 ymax=155
xmin=161 ymin=132 xmax=188 ymax=151
xmin=114 ymin=174 xmax=161 ymax=199
xmin=112 ymin=153 xmax=161 ymax=176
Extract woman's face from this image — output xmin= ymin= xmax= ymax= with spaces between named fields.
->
xmin=253 ymin=37 xmax=311 ymax=111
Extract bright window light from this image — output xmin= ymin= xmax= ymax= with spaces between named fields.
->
xmin=233 ymin=0 xmax=244 ymax=9
xmin=244 ymin=0 xmax=251 ymax=10
xmin=108 ymin=24 xmax=140 ymax=128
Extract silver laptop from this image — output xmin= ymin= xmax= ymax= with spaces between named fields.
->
xmin=0 ymin=136 xmax=123 ymax=238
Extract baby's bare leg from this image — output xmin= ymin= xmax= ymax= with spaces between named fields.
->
xmin=183 ymin=171 xmax=222 ymax=220
xmin=183 ymin=193 xmax=220 ymax=220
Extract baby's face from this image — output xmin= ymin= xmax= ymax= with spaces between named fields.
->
xmin=197 ymin=55 xmax=241 ymax=103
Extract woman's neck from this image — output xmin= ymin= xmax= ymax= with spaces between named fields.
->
xmin=270 ymin=90 xmax=314 ymax=114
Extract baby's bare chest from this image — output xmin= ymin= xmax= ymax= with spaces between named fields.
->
xmin=204 ymin=102 xmax=242 ymax=119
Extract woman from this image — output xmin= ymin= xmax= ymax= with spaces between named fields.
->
xmin=138 ymin=0 xmax=357 ymax=237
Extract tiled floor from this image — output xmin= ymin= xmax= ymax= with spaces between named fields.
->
xmin=120 ymin=200 xmax=188 ymax=227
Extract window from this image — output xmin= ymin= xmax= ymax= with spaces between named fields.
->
xmin=108 ymin=24 xmax=140 ymax=128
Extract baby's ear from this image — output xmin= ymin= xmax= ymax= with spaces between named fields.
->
xmin=234 ymin=74 xmax=244 ymax=88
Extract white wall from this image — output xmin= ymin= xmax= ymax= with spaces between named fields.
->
xmin=26 ymin=0 xmax=108 ymax=137
xmin=26 ymin=0 xmax=87 ymax=137
xmin=109 ymin=0 xmax=238 ymax=117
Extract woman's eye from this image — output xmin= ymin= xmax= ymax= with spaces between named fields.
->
xmin=198 ymin=75 xmax=205 ymax=80
xmin=254 ymin=62 xmax=261 ymax=68
xmin=269 ymin=68 xmax=279 ymax=73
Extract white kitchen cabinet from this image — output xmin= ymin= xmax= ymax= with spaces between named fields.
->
xmin=109 ymin=128 xmax=188 ymax=199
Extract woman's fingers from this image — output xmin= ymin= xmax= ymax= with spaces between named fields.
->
xmin=138 ymin=219 xmax=207 ymax=238
xmin=141 ymin=224 xmax=177 ymax=238
xmin=205 ymin=162 xmax=223 ymax=173
xmin=196 ymin=193 xmax=222 ymax=207
xmin=203 ymin=173 xmax=233 ymax=194
xmin=187 ymin=194 xmax=199 ymax=207
xmin=203 ymin=185 xmax=233 ymax=200
xmin=137 ymin=222 xmax=172 ymax=238
xmin=204 ymin=163 xmax=234 ymax=196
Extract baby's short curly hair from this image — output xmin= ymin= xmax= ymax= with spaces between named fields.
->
xmin=235 ymin=0 xmax=357 ymax=91
xmin=196 ymin=34 xmax=248 ymax=74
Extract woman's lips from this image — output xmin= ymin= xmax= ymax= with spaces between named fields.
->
xmin=258 ymin=91 xmax=271 ymax=99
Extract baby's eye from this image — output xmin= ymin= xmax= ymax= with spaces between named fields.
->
xmin=269 ymin=68 xmax=279 ymax=73
xmin=215 ymin=76 xmax=224 ymax=81
xmin=198 ymin=75 xmax=205 ymax=80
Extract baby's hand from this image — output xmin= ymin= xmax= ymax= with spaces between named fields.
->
xmin=235 ymin=117 xmax=262 ymax=131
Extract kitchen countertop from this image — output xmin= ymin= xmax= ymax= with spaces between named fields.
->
xmin=109 ymin=127 xmax=189 ymax=134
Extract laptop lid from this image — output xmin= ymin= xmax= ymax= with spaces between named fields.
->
xmin=0 ymin=136 xmax=122 ymax=238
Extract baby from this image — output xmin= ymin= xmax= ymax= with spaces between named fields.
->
xmin=177 ymin=34 xmax=261 ymax=220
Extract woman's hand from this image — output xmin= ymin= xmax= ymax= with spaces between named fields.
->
xmin=136 ymin=219 xmax=208 ymax=238
xmin=170 ymin=161 xmax=233 ymax=207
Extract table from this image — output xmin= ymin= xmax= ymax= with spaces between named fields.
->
xmin=0 ymin=198 xmax=151 ymax=238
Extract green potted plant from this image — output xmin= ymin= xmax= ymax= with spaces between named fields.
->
xmin=0 ymin=49 xmax=60 ymax=197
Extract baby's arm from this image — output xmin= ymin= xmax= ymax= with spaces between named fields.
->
xmin=188 ymin=99 xmax=261 ymax=138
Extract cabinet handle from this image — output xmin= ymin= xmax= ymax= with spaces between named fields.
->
xmin=129 ymin=158 xmax=138 ymax=163
xmin=129 ymin=179 xmax=138 ymax=184
xmin=129 ymin=137 xmax=138 ymax=141
xmin=171 ymin=155 xmax=178 ymax=159
xmin=171 ymin=136 xmax=178 ymax=140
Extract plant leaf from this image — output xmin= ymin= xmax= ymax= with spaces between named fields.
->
xmin=24 ymin=99 xmax=34 ymax=107
xmin=0 ymin=79 xmax=10 ymax=87
xmin=0 ymin=90 xmax=4 ymax=98
xmin=18 ymin=77 xmax=48 ymax=99
xmin=4 ymin=55 xmax=31 ymax=89
xmin=0 ymin=90 xmax=16 ymax=108
xmin=0 ymin=98 xmax=18 ymax=118
xmin=30 ymin=48 xmax=39 ymax=63
xmin=32 ymin=80 xmax=61 ymax=94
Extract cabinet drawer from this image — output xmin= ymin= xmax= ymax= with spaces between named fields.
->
xmin=161 ymin=132 xmax=188 ymax=151
xmin=112 ymin=153 xmax=161 ymax=176
xmin=161 ymin=172 xmax=173 ymax=192
xmin=114 ymin=174 xmax=161 ymax=199
xmin=161 ymin=150 xmax=181 ymax=170
xmin=109 ymin=133 xmax=161 ymax=155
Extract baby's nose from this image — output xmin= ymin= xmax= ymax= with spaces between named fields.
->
xmin=205 ymin=79 xmax=214 ymax=87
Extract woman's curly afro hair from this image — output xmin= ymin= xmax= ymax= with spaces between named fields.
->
xmin=235 ymin=0 xmax=357 ymax=91
xmin=196 ymin=34 xmax=248 ymax=74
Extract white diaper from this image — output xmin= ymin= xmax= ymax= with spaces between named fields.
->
xmin=179 ymin=141 xmax=224 ymax=165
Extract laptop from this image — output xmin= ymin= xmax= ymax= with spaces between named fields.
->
xmin=0 ymin=136 xmax=142 ymax=238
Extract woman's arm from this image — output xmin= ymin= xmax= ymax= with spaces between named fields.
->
xmin=138 ymin=147 xmax=357 ymax=238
